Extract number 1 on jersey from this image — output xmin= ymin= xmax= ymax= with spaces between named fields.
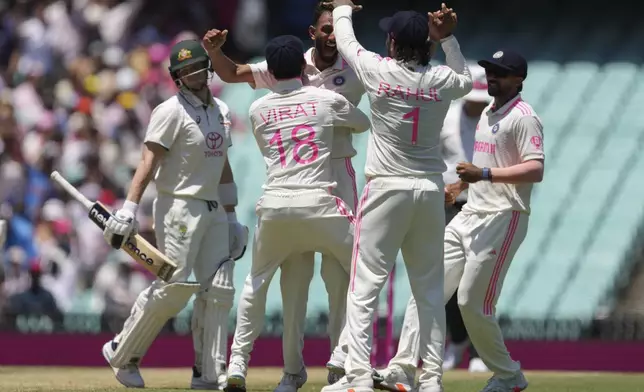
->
xmin=403 ymin=107 xmax=420 ymax=145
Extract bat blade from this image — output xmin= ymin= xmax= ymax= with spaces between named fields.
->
xmin=51 ymin=171 xmax=177 ymax=282
xmin=90 ymin=202 xmax=177 ymax=282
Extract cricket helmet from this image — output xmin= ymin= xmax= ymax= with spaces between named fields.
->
xmin=168 ymin=40 xmax=212 ymax=84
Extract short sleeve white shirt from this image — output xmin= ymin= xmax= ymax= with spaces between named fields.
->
xmin=144 ymin=89 xmax=232 ymax=201
xmin=463 ymin=94 xmax=545 ymax=214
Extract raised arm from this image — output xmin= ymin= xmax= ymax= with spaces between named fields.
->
xmin=429 ymin=5 xmax=472 ymax=99
xmin=203 ymin=29 xmax=254 ymax=84
xmin=331 ymin=4 xmax=381 ymax=80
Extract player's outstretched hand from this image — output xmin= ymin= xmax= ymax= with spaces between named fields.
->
xmin=429 ymin=3 xmax=457 ymax=40
xmin=203 ymin=29 xmax=228 ymax=51
xmin=321 ymin=0 xmax=363 ymax=12
xmin=444 ymin=187 xmax=456 ymax=206
xmin=456 ymin=162 xmax=483 ymax=183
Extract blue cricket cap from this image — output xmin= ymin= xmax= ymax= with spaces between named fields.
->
xmin=379 ymin=11 xmax=429 ymax=48
xmin=265 ymin=35 xmax=305 ymax=75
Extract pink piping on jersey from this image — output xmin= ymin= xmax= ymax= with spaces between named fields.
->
xmin=483 ymin=210 xmax=520 ymax=316
xmin=516 ymin=102 xmax=531 ymax=116
xmin=350 ymin=181 xmax=371 ymax=293
xmin=341 ymin=59 xmax=349 ymax=70
xmin=501 ymin=97 xmax=524 ymax=116
xmin=345 ymin=158 xmax=359 ymax=210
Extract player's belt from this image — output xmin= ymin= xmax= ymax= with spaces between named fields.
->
xmin=205 ymin=200 xmax=219 ymax=212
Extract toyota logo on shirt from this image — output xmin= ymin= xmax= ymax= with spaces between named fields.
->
xmin=204 ymin=132 xmax=224 ymax=157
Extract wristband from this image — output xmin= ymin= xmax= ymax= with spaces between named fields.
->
xmin=227 ymin=212 xmax=238 ymax=222
xmin=482 ymin=167 xmax=492 ymax=181
xmin=219 ymin=183 xmax=238 ymax=206
xmin=122 ymin=200 xmax=139 ymax=215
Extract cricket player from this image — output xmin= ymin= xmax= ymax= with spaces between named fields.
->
xmin=202 ymin=3 xmax=365 ymax=385
xmin=376 ymin=65 xmax=492 ymax=388
xmin=377 ymin=50 xmax=543 ymax=392
xmin=100 ymin=40 xmax=248 ymax=390
xmin=224 ymin=35 xmax=370 ymax=392
xmin=319 ymin=2 xmax=472 ymax=392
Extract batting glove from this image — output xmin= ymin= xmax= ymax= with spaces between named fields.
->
xmin=227 ymin=212 xmax=248 ymax=260
xmin=104 ymin=202 xmax=138 ymax=249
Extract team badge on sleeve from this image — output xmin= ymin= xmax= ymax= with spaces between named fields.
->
xmin=491 ymin=123 xmax=500 ymax=134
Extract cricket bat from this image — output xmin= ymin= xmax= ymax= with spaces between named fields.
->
xmin=50 ymin=171 xmax=177 ymax=282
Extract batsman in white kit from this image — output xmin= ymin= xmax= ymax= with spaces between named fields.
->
xmin=203 ymin=3 xmax=366 ymax=385
xmin=376 ymin=50 xmax=544 ymax=392
xmin=100 ymin=40 xmax=248 ymax=390
xmin=321 ymin=2 xmax=472 ymax=392
xmin=224 ymin=35 xmax=370 ymax=392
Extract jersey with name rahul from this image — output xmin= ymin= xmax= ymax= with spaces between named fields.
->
xmin=332 ymin=5 xmax=473 ymax=178
xmin=249 ymin=47 xmax=365 ymax=159
xmin=464 ymin=94 xmax=545 ymax=214
xmin=144 ymin=89 xmax=232 ymax=201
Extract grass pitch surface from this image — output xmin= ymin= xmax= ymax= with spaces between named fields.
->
xmin=1 ymin=367 xmax=643 ymax=392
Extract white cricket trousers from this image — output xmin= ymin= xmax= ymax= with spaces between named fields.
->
xmin=112 ymin=193 xmax=231 ymax=379
xmin=280 ymin=157 xmax=359 ymax=373
xmin=389 ymin=209 xmax=528 ymax=378
xmin=346 ymin=176 xmax=446 ymax=389
xmin=230 ymin=188 xmax=354 ymax=368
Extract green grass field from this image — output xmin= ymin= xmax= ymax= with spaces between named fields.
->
xmin=1 ymin=367 xmax=643 ymax=392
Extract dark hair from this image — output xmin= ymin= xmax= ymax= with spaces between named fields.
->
xmin=270 ymin=57 xmax=306 ymax=80
xmin=394 ymin=40 xmax=431 ymax=67
xmin=312 ymin=2 xmax=334 ymax=26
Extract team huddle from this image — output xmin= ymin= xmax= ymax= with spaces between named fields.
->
xmin=96 ymin=1 xmax=544 ymax=392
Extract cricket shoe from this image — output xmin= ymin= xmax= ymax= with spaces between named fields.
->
xmin=191 ymin=366 xmax=227 ymax=390
xmin=468 ymin=358 xmax=490 ymax=373
xmin=373 ymin=365 xmax=415 ymax=392
xmin=479 ymin=371 xmax=528 ymax=392
xmin=273 ymin=367 xmax=307 ymax=392
xmin=326 ymin=359 xmax=345 ymax=385
xmin=321 ymin=375 xmax=373 ymax=392
xmin=224 ymin=360 xmax=248 ymax=392
xmin=443 ymin=340 xmax=468 ymax=371
xmin=102 ymin=340 xmax=145 ymax=388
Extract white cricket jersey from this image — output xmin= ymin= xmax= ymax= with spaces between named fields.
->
xmin=249 ymin=79 xmax=370 ymax=191
xmin=144 ymin=89 xmax=232 ymax=201
xmin=441 ymin=100 xmax=480 ymax=201
xmin=463 ymin=94 xmax=545 ymax=214
xmin=332 ymin=5 xmax=473 ymax=178
xmin=249 ymin=47 xmax=365 ymax=159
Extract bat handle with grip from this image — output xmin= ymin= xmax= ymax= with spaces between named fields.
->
xmin=50 ymin=171 xmax=93 ymax=210
xmin=50 ymin=171 xmax=125 ymax=247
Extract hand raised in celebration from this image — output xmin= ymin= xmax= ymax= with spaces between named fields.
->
xmin=428 ymin=3 xmax=457 ymax=41
xmin=456 ymin=162 xmax=484 ymax=183
xmin=321 ymin=0 xmax=363 ymax=12
xmin=203 ymin=29 xmax=228 ymax=51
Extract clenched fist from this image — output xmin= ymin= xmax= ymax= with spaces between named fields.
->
xmin=203 ymin=29 xmax=228 ymax=51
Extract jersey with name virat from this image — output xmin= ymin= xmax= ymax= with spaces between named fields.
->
xmin=249 ymin=47 xmax=365 ymax=159
xmin=249 ymin=80 xmax=370 ymax=192
xmin=144 ymin=89 xmax=232 ymax=201
xmin=463 ymin=94 xmax=545 ymax=214
xmin=332 ymin=5 xmax=473 ymax=178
